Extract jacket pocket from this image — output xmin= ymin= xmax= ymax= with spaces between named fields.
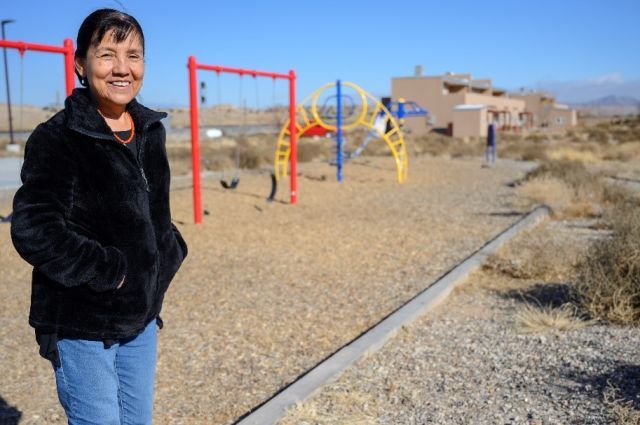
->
xmin=155 ymin=230 xmax=186 ymax=299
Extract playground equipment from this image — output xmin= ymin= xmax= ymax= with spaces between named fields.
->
xmin=274 ymin=81 xmax=408 ymax=183
xmin=0 ymin=37 xmax=75 ymax=147
xmin=188 ymin=56 xmax=297 ymax=224
xmin=386 ymin=98 xmax=428 ymax=126
xmin=0 ymin=37 xmax=75 ymax=223
xmin=0 ymin=38 xmax=74 ymax=96
xmin=349 ymin=97 xmax=428 ymax=160
xmin=198 ymin=78 xmax=241 ymax=190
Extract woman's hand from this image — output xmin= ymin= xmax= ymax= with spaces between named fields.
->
xmin=116 ymin=276 xmax=126 ymax=290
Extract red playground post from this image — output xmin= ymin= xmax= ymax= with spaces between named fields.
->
xmin=188 ymin=56 xmax=297 ymax=224
xmin=0 ymin=38 xmax=75 ymax=97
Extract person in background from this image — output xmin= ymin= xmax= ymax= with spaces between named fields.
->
xmin=486 ymin=121 xmax=497 ymax=163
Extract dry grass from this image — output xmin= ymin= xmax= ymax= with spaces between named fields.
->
xmin=516 ymin=160 xmax=607 ymax=218
xmin=483 ymin=225 xmax=583 ymax=283
xmin=511 ymin=161 xmax=640 ymax=326
xmin=574 ymin=200 xmax=640 ymax=325
xmin=546 ymin=147 xmax=600 ymax=163
xmin=515 ymin=303 xmax=592 ymax=333
xmin=279 ymin=391 xmax=378 ymax=425
xmin=515 ymin=176 xmax=577 ymax=218
xmin=604 ymin=384 xmax=640 ymax=425
xmin=0 ymin=104 xmax=59 ymax=132
xmin=406 ymin=115 xmax=638 ymax=164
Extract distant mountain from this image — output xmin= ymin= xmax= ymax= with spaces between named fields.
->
xmin=570 ymin=96 xmax=640 ymax=117
xmin=581 ymin=95 xmax=640 ymax=106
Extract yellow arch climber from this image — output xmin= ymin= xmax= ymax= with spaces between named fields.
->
xmin=274 ymin=81 xmax=408 ymax=183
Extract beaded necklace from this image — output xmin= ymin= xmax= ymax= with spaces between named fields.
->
xmin=98 ymin=109 xmax=135 ymax=144
xmin=112 ymin=112 xmax=135 ymax=144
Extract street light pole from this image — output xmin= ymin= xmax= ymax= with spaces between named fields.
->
xmin=2 ymin=19 xmax=16 ymax=146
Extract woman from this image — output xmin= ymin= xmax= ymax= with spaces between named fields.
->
xmin=11 ymin=9 xmax=187 ymax=424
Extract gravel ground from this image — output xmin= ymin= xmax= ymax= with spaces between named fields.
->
xmin=0 ymin=156 xmax=535 ymax=424
xmin=279 ymin=219 xmax=640 ymax=425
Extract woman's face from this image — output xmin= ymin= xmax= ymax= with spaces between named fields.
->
xmin=75 ymin=30 xmax=144 ymax=112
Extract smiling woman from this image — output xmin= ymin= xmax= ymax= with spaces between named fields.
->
xmin=74 ymin=10 xmax=145 ymax=131
xmin=10 ymin=8 xmax=187 ymax=425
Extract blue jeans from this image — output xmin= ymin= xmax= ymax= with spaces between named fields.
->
xmin=53 ymin=320 xmax=157 ymax=425
xmin=486 ymin=143 xmax=496 ymax=163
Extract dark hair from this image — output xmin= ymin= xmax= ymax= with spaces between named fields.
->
xmin=75 ymin=9 xmax=145 ymax=87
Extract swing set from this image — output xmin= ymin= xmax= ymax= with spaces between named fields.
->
xmin=0 ymin=38 xmax=75 ymax=98
xmin=188 ymin=56 xmax=297 ymax=224
xmin=0 ymin=37 xmax=75 ymax=223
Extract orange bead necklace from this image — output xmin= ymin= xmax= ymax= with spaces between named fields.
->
xmin=112 ymin=112 xmax=135 ymax=144
xmin=98 ymin=109 xmax=135 ymax=144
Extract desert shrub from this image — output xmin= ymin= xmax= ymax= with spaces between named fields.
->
xmin=605 ymin=142 xmax=640 ymax=162
xmin=546 ymin=147 xmax=600 ymax=163
xmin=297 ymin=140 xmax=329 ymax=162
xmin=515 ymin=303 xmax=591 ymax=333
xmin=405 ymin=132 xmax=453 ymax=157
xmin=519 ymin=160 xmax=607 ymax=218
xmin=516 ymin=176 xmax=576 ymax=217
xmin=524 ymin=160 xmax=602 ymax=190
xmin=500 ymin=133 xmax=524 ymax=143
xmin=565 ymin=129 xmax=579 ymax=141
xmin=525 ymin=133 xmax=547 ymax=143
xmin=520 ymin=145 xmax=549 ymax=161
xmin=238 ymin=150 xmax=263 ymax=169
xmin=586 ymin=127 xmax=610 ymax=144
xmin=449 ymin=139 xmax=483 ymax=158
xmin=484 ymin=226 xmax=585 ymax=282
xmin=574 ymin=200 xmax=640 ymax=325
xmin=602 ymin=184 xmax=636 ymax=207
xmin=525 ymin=160 xmax=599 ymax=192
xmin=611 ymin=127 xmax=639 ymax=144
xmin=525 ymin=160 xmax=584 ymax=181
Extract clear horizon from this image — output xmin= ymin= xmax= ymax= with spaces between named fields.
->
xmin=1 ymin=0 xmax=639 ymax=108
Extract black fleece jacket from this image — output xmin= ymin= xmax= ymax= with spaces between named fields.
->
xmin=11 ymin=88 xmax=187 ymax=340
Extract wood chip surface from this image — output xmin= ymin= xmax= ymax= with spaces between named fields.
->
xmin=0 ymin=156 xmax=533 ymax=424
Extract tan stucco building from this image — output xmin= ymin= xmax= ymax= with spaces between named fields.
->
xmin=391 ymin=68 xmax=576 ymax=137
xmin=510 ymin=92 xmax=577 ymax=131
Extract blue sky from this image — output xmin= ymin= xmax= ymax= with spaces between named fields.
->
xmin=2 ymin=0 xmax=639 ymax=107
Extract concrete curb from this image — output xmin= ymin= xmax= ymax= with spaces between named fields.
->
xmin=235 ymin=205 xmax=550 ymax=425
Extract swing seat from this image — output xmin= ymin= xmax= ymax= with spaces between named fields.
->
xmin=220 ymin=177 xmax=240 ymax=190
xmin=266 ymin=173 xmax=277 ymax=202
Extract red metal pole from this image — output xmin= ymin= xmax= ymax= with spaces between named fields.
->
xmin=188 ymin=56 xmax=203 ymax=224
xmin=288 ymin=70 xmax=297 ymax=204
xmin=195 ymin=63 xmax=289 ymax=80
xmin=0 ymin=38 xmax=76 ymax=97
xmin=0 ymin=39 xmax=68 ymax=54
xmin=63 ymin=38 xmax=75 ymax=97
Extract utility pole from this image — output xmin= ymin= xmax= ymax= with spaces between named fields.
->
xmin=2 ymin=19 xmax=16 ymax=145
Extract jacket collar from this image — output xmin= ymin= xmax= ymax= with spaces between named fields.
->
xmin=64 ymin=88 xmax=167 ymax=139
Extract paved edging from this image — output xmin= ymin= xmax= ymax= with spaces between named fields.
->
xmin=235 ymin=205 xmax=551 ymax=425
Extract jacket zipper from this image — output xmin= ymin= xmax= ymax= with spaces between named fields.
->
xmin=139 ymin=166 xmax=150 ymax=192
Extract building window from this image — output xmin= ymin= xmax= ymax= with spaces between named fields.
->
xmin=555 ymin=116 xmax=565 ymax=125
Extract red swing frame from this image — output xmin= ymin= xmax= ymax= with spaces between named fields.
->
xmin=188 ymin=56 xmax=298 ymax=224
xmin=0 ymin=38 xmax=75 ymax=97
